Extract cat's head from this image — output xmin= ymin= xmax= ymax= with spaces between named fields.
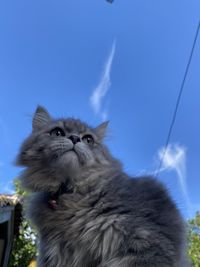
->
xmin=17 ymin=106 xmax=120 ymax=192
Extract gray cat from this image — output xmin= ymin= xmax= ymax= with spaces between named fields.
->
xmin=17 ymin=106 xmax=189 ymax=267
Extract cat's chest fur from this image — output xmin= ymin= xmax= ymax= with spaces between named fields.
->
xmin=31 ymin=184 xmax=122 ymax=267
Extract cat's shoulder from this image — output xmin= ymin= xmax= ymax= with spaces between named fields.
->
xmin=130 ymin=176 xmax=171 ymax=200
xmin=110 ymin=174 xmax=171 ymax=204
xmin=112 ymin=174 xmax=168 ymax=194
xmin=133 ymin=175 xmax=168 ymax=192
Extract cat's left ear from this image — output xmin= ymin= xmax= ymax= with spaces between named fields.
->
xmin=94 ymin=121 xmax=109 ymax=141
xmin=32 ymin=105 xmax=52 ymax=131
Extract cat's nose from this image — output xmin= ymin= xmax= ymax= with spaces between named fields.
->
xmin=68 ymin=135 xmax=81 ymax=145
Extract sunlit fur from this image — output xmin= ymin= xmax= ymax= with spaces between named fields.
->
xmin=17 ymin=106 xmax=189 ymax=267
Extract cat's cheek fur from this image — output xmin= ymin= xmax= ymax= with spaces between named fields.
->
xmin=20 ymin=169 xmax=61 ymax=192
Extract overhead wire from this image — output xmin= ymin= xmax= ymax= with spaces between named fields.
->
xmin=155 ymin=20 xmax=200 ymax=177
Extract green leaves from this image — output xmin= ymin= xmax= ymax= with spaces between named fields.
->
xmin=9 ymin=180 xmax=37 ymax=267
xmin=9 ymin=216 xmax=37 ymax=267
xmin=188 ymin=212 xmax=200 ymax=266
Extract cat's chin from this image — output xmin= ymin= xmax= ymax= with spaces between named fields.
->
xmin=57 ymin=150 xmax=82 ymax=175
xmin=62 ymin=150 xmax=80 ymax=164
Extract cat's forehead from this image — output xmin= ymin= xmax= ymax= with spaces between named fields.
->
xmin=62 ymin=119 xmax=90 ymax=133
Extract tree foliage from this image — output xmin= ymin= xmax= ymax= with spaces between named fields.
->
xmin=9 ymin=220 xmax=37 ymax=267
xmin=188 ymin=211 xmax=200 ymax=266
xmin=9 ymin=180 xmax=37 ymax=267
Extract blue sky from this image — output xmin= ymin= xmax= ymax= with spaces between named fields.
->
xmin=0 ymin=0 xmax=200 ymax=219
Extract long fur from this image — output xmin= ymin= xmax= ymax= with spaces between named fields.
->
xmin=17 ymin=106 xmax=189 ymax=267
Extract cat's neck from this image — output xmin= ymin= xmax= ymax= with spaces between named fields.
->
xmin=72 ymin=165 xmax=122 ymax=195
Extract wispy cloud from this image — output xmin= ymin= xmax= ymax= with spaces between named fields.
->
xmin=90 ymin=39 xmax=116 ymax=120
xmin=0 ymin=180 xmax=15 ymax=194
xmin=0 ymin=161 xmax=4 ymax=167
xmin=0 ymin=117 xmax=10 ymax=145
xmin=157 ymin=144 xmax=191 ymax=212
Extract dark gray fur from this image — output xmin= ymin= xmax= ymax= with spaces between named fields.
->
xmin=17 ymin=106 xmax=189 ymax=267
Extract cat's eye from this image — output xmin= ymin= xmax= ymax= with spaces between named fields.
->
xmin=82 ymin=134 xmax=94 ymax=145
xmin=50 ymin=127 xmax=65 ymax=137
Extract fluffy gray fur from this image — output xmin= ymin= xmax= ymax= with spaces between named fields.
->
xmin=17 ymin=106 xmax=189 ymax=267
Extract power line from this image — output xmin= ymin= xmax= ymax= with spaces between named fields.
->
xmin=155 ymin=20 xmax=200 ymax=177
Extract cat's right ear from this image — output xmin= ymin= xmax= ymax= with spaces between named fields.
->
xmin=32 ymin=106 xmax=52 ymax=131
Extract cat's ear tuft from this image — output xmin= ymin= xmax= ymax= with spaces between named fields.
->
xmin=94 ymin=121 xmax=109 ymax=141
xmin=32 ymin=105 xmax=51 ymax=131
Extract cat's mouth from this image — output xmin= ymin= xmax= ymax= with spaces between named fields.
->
xmin=60 ymin=148 xmax=80 ymax=159
xmin=60 ymin=147 xmax=77 ymax=155
xmin=48 ymin=182 xmax=74 ymax=210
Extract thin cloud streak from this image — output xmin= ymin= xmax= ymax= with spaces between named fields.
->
xmin=0 ymin=161 xmax=4 ymax=167
xmin=0 ymin=180 xmax=15 ymax=194
xmin=0 ymin=117 xmax=11 ymax=145
xmin=90 ymin=40 xmax=116 ymax=120
xmin=158 ymin=144 xmax=191 ymax=210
